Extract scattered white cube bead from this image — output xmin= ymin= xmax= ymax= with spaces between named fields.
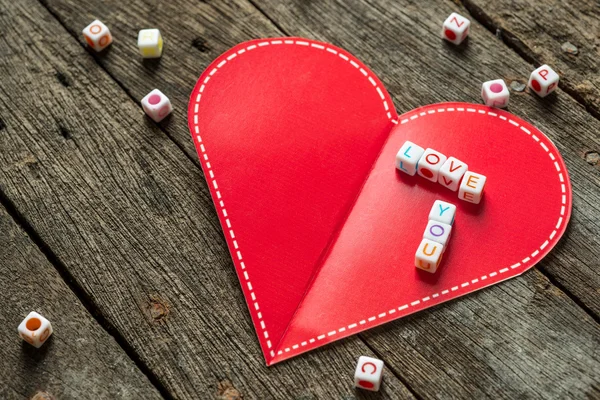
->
xmin=417 ymin=148 xmax=447 ymax=183
xmin=428 ymin=200 xmax=456 ymax=225
xmin=138 ymin=29 xmax=163 ymax=58
xmin=442 ymin=12 xmax=470 ymax=45
xmin=141 ymin=89 xmax=173 ymax=122
xmin=395 ymin=141 xmax=425 ymax=176
xmin=528 ymin=65 xmax=559 ymax=97
xmin=459 ymin=171 xmax=487 ymax=204
xmin=354 ymin=356 xmax=384 ymax=391
xmin=415 ymin=238 xmax=444 ymax=273
xmin=82 ymin=20 xmax=113 ymax=52
xmin=438 ymin=157 xmax=468 ymax=191
xmin=423 ymin=220 xmax=452 ymax=247
xmin=481 ymin=79 xmax=509 ymax=108
xmin=18 ymin=311 xmax=53 ymax=348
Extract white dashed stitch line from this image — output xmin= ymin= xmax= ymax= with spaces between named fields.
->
xmin=193 ymin=43 xmax=567 ymax=358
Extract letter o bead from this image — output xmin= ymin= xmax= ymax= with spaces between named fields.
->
xmin=354 ymin=356 xmax=384 ymax=391
xmin=417 ymin=148 xmax=447 ymax=182
xmin=18 ymin=311 xmax=53 ymax=348
xmin=423 ymin=220 xmax=452 ymax=247
xmin=415 ymin=238 xmax=444 ymax=273
xmin=82 ymin=20 xmax=112 ymax=52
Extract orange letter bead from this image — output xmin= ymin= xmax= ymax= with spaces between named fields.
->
xmin=458 ymin=171 xmax=487 ymax=204
xmin=415 ymin=238 xmax=444 ymax=273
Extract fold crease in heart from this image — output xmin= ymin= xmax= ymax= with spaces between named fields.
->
xmin=187 ymin=38 xmax=571 ymax=365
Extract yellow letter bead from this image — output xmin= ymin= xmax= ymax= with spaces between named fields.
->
xmin=415 ymin=238 xmax=444 ymax=273
xmin=138 ymin=29 xmax=163 ymax=58
xmin=18 ymin=311 xmax=53 ymax=348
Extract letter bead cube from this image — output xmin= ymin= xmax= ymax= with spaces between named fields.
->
xmin=424 ymin=220 xmax=452 ymax=247
xmin=417 ymin=148 xmax=447 ymax=182
xmin=82 ymin=20 xmax=112 ymax=52
xmin=354 ymin=356 xmax=384 ymax=391
xmin=438 ymin=157 xmax=468 ymax=191
xmin=459 ymin=171 xmax=487 ymax=204
xmin=395 ymin=141 xmax=425 ymax=176
xmin=442 ymin=12 xmax=470 ymax=45
xmin=429 ymin=200 xmax=456 ymax=225
xmin=528 ymin=65 xmax=559 ymax=98
xmin=138 ymin=29 xmax=163 ymax=58
xmin=481 ymin=79 xmax=509 ymax=108
xmin=18 ymin=311 xmax=53 ymax=348
xmin=415 ymin=238 xmax=444 ymax=273
xmin=142 ymin=89 xmax=173 ymax=122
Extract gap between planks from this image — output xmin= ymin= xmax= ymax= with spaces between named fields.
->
xmin=0 ymin=188 xmax=173 ymax=400
xmin=31 ymin=0 xmax=599 ymax=390
xmin=458 ymin=0 xmax=600 ymax=121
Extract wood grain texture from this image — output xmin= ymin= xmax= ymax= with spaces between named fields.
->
xmin=461 ymin=0 xmax=600 ymax=119
xmin=1 ymin=0 xmax=598 ymax=398
xmin=249 ymin=0 xmax=600 ymax=315
xmin=41 ymin=0 xmax=600 ymax=316
xmin=0 ymin=206 xmax=162 ymax=400
xmin=0 ymin=0 xmax=415 ymax=398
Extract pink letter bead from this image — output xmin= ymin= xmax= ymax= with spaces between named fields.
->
xmin=415 ymin=238 xmax=444 ymax=273
xmin=354 ymin=356 xmax=384 ymax=391
xmin=423 ymin=220 xmax=452 ymax=247
xmin=82 ymin=20 xmax=113 ymax=52
xmin=528 ymin=65 xmax=559 ymax=97
xmin=395 ymin=141 xmax=425 ymax=176
xmin=438 ymin=157 xmax=468 ymax=191
xmin=481 ymin=79 xmax=509 ymax=108
xmin=428 ymin=200 xmax=456 ymax=225
xmin=18 ymin=311 xmax=53 ymax=348
xmin=442 ymin=12 xmax=470 ymax=45
xmin=459 ymin=171 xmax=487 ymax=204
xmin=417 ymin=148 xmax=447 ymax=182
xmin=141 ymin=89 xmax=173 ymax=122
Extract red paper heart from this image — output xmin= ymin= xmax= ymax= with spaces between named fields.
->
xmin=187 ymin=38 xmax=571 ymax=365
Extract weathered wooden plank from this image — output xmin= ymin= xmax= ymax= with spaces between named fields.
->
xmin=228 ymin=0 xmax=600 ymax=396
xmin=40 ymin=0 xmax=600 ymax=317
xmin=363 ymin=270 xmax=600 ymax=399
xmin=0 ymin=205 xmax=162 ymax=399
xmin=35 ymin=0 xmax=600 ymax=396
xmin=461 ymin=0 xmax=600 ymax=119
xmin=0 ymin=0 xmax=416 ymax=398
xmin=250 ymin=0 xmax=600 ymax=311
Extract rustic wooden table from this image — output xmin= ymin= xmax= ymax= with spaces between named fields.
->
xmin=0 ymin=0 xmax=598 ymax=399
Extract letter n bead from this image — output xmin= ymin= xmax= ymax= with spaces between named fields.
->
xmin=415 ymin=238 xmax=444 ymax=273
xmin=442 ymin=12 xmax=470 ymax=45
xmin=395 ymin=141 xmax=425 ymax=176
xmin=354 ymin=356 xmax=384 ymax=391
